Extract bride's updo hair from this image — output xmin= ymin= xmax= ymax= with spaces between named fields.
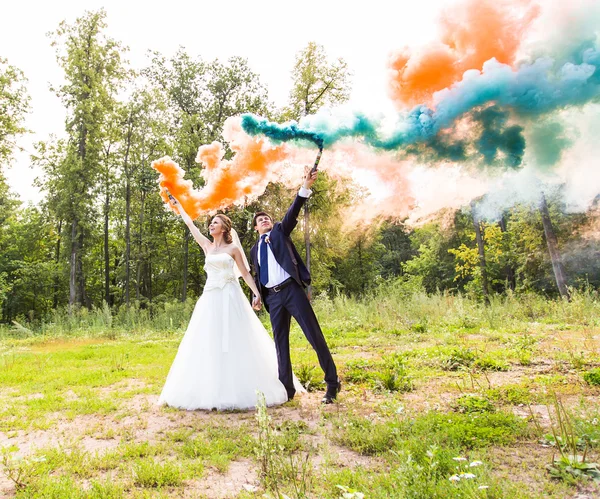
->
xmin=214 ymin=214 xmax=233 ymax=244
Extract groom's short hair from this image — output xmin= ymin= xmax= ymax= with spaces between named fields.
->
xmin=253 ymin=211 xmax=272 ymax=227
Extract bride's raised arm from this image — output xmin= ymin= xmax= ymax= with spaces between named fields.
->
xmin=167 ymin=193 xmax=211 ymax=254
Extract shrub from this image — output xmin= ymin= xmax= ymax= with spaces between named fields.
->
xmin=441 ymin=348 xmax=477 ymax=371
xmin=487 ymin=385 xmax=532 ymax=405
xmin=331 ymin=417 xmax=397 ymax=456
xmin=344 ymin=359 xmax=374 ymax=384
xmin=133 ymin=459 xmax=182 ymax=488
xmin=473 ymin=357 xmax=509 ymax=372
xmin=453 ymin=395 xmax=495 ymax=414
xmin=375 ymin=354 xmax=414 ymax=393
xmin=583 ymin=369 xmax=600 ymax=386
xmin=295 ymin=364 xmax=322 ymax=392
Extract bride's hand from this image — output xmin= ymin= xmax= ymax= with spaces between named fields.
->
xmin=252 ymin=295 xmax=262 ymax=311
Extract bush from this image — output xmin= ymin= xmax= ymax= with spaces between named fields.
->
xmin=331 ymin=417 xmax=398 ymax=456
xmin=583 ymin=369 xmax=600 ymax=386
xmin=332 ymin=410 xmax=528 ymax=457
xmin=344 ymin=359 xmax=374 ymax=384
xmin=295 ymin=364 xmax=322 ymax=392
xmin=487 ymin=385 xmax=532 ymax=405
xmin=441 ymin=348 xmax=477 ymax=371
xmin=453 ymin=395 xmax=495 ymax=414
xmin=133 ymin=459 xmax=182 ymax=488
xmin=409 ymin=411 xmax=528 ymax=449
xmin=473 ymin=357 xmax=509 ymax=372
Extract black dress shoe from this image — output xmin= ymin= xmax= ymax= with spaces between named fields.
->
xmin=321 ymin=380 xmax=342 ymax=404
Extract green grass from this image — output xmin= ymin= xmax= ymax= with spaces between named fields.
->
xmin=2 ymin=288 xmax=600 ymax=497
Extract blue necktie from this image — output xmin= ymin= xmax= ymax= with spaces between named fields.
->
xmin=259 ymin=234 xmax=269 ymax=286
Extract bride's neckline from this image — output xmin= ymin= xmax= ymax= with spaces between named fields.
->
xmin=207 ymin=252 xmax=233 ymax=260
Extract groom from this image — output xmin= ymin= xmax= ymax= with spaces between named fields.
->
xmin=250 ymin=169 xmax=341 ymax=404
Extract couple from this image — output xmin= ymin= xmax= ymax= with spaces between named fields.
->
xmin=158 ymin=169 xmax=341 ymax=410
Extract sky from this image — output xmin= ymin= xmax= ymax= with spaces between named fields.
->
xmin=2 ymin=0 xmax=446 ymax=203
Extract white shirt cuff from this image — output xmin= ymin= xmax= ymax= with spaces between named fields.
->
xmin=299 ymin=186 xmax=312 ymax=198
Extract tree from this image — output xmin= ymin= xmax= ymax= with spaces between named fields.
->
xmin=48 ymin=9 xmax=127 ymax=309
xmin=539 ymin=194 xmax=570 ymax=300
xmin=283 ymin=42 xmax=351 ymax=121
xmin=145 ymin=50 xmax=270 ymax=301
xmin=0 ymin=58 xmax=30 ymax=166
xmin=0 ymin=58 xmax=29 ymax=313
xmin=283 ymin=42 xmax=352 ymax=298
xmin=118 ymin=88 xmax=171 ymax=306
xmin=470 ymin=202 xmax=490 ymax=302
xmin=379 ymin=221 xmax=415 ymax=278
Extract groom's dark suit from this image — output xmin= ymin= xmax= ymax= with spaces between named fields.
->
xmin=250 ymin=193 xmax=338 ymax=400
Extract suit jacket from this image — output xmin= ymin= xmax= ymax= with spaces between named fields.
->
xmin=250 ymin=194 xmax=311 ymax=308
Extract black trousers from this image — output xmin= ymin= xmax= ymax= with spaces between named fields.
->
xmin=265 ymin=281 xmax=338 ymax=399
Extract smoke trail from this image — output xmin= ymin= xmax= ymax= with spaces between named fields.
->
xmin=242 ymin=40 xmax=600 ymax=166
xmin=152 ymin=157 xmax=203 ymax=219
xmin=241 ymin=115 xmax=324 ymax=148
xmin=389 ymin=0 xmax=540 ymax=107
xmin=160 ymin=0 xmax=600 ymax=225
xmin=153 ymin=119 xmax=291 ymax=218
xmin=527 ymin=120 xmax=572 ymax=170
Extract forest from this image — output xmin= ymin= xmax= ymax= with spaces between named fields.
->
xmin=1 ymin=9 xmax=598 ymax=330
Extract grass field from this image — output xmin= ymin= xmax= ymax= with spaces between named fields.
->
xmin=2 ymin=286 xmax=600 ymax=498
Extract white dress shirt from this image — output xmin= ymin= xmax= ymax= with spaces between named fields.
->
xmin=258 ymin=186 xmax=312 ymax=288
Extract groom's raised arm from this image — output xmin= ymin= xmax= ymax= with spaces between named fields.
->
xmin=280 ymin=169 xmax=318 ymax=236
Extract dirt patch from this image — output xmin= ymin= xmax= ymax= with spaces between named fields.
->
xmin=0 ymin=475 xmax=16 ymax=498
xmin=487 ymin=443 xmax=600 ymax=497
xmin=188 ymin=459 xmax=258 ymax=498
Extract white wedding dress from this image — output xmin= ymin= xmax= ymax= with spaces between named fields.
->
xmin=159 ymin=252 xmax=293 ymax=410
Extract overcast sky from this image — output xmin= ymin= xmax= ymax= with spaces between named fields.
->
xmin=2 ymin=0 xmax=446 ymax=203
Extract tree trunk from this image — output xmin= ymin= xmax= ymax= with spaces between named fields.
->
xmin=123 ymin=119 xmax=132 ymax=307
xmin=69 ymin=218 xmax=78 ymax=312
xmin=111 ymin=255 xmax=119 ymax=306
xmin=358 ymin=236 xmax=365 ymax=294
xmin=78 ymin=231 xmax=89 ymax=309
xmin=53 ymin=219 xmax=62 ymax=310
xmin=104 ymin=187 xmax=110 ymax=306
xmin=498 ymin=215 xmax=516 ymax=291
xmin=136 ymin=191 xmax=146 ymax=301
xmin=471 ymin=203 xmax=490 ymax=302
xmin=304 ymin=203 xmax=312 ymax=300
xmin=124 ymin=176 xmax=131 ymax=306
xmin=539 ymin=194 xmax=570 ymax=300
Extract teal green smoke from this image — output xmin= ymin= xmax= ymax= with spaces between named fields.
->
xmin=528 ymin=121 xmax=572 ymax=169
xmin=241 ymin=41 xmax=600 ymax=169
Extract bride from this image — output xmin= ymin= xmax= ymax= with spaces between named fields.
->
xmin=158 ymin=194 xmax=295 ymax=410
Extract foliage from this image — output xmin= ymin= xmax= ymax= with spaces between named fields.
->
xmin=0 ymin=57 xmax=30 ymax=166
xmin=452 ymin=395 xmax=495 ymax=414
xmin=295 ymin=364 xmax=322 ymax=392
xmin=132 ymin=459 xmax=182 ymax=488
xmin=441 ymin=348 xmax=477 ymax=371
xmin=539 ymin=395 xmax=600 ymax=485
xmin=255 ymin=393 xmax=314 ymax=498
xmin=1 ymin=11 xmax=600 ymax=344
xmin=282 ymin=41 xmax=351 ymax=120
xmin=583 ymin=369 xmax=600 ymax=386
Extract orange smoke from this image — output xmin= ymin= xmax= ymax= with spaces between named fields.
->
xmin=152 ymin=118 xmax=290 ymax=219
xmin=389 ymin=0 xmax=540 ymax=107
xmin=152 ymin=157 xmax=202 ymax=218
